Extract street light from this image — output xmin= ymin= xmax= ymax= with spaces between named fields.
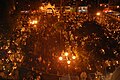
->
xmin=96 ymin=12 xmax=102 ymax=24
xmin=40 ymin=6 xmax=44 ymax=10
xmin=58 ymin=51 xmax=77 ymax=80
xmin=59 ymin=51 xmax=76 ymax=62
xmin=59 ymin=56 xmax=63 ymax=61
xmin=67 ymin=60 xmax=71 ymax=65
xmin=64 ymin=52 xmax=68 ymax=56
xmin=72 ymin=56 xmax=76 ymax=59
xmin=96 ymin=12 xmax=101 ymax=16
xmin=97 ymin=12 xmax=100 ymax=16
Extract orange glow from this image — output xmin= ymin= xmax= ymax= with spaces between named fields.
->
xmin=59 ymin=56 xmax=63 ymax=61
xmin=67 ymin=60 xmax=71 ymax=64
xmin=30 ymin=20 xmax=38 ymax=24
xmin=72 ymin=56 xmax=76 ymax=59
xmin=117 ymin=6 xmax=119 ymax=8
xmin=96 ymin=12 xmax=101 ymax=16
xmin=64 ymin=52 xmax=68 ymax=56
xmin=40 ymin=6 xmax=44 ymax=10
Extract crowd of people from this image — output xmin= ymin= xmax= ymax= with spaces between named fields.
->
xmin=0 ymin=8 xmax=120 ymax=79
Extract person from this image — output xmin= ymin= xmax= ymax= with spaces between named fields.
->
xmin=111 ymin=66 xmax=120 ymax=80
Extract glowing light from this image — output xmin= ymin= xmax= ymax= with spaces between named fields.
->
xmin=72 ymin=56 xmax=76 ymax=59
xmin=67 ymin=60 xmax=71 ymax=64
xmin=116 ymin=61 xmax=119 ymax=64
xmin=8 ymin=50 xmax=12 ymax=53
xmin=64 ymin=52 xmax=68 ymax=56
xmin=96 ymin=12 xmax=101 ymax=16
xmin=117 ymin=6 xmax=119 ymax=8
xmin=100 ymin=4 xmax=102 ymax=6
xmin=59 ymin=56 xmax=63 ymax=61
xmin=40 ymin=6 xmax=44 ymax=10
xmin=30 ymin=20 xmax=38 ymax=25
